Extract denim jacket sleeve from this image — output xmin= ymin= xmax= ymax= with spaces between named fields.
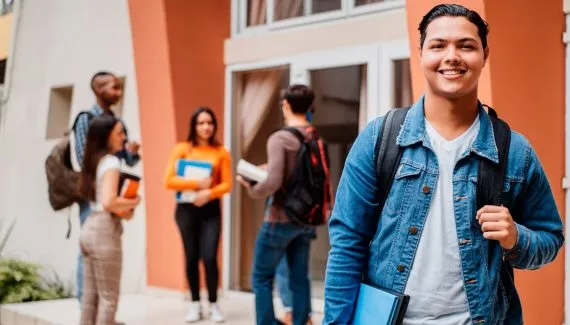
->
xmin=324 ymin=118 xmax=384 ymax=324
xmin=504 ymin=141 xmax=564 ymax=269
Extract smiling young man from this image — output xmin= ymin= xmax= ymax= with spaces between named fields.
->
xmin=323 ymin=4 xmax=563 ymax=325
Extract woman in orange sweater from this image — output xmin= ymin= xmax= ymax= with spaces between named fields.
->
xmin=164 ymin=107 xmax=232 ymax=323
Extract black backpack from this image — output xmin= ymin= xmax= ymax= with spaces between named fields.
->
xmin=282 ymin=127 xmax=332 ymax=226
xmin=374 ymin=106 xmax=510 ymax=214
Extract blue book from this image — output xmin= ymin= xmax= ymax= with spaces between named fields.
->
xmin=352 ymin=282 xmax=409 ymax=325
xmin=176 ymin=159 xmax=213 ymax=203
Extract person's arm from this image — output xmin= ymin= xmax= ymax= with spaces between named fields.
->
xmin=163 ymin=144 xmax=205 ymax=191
xmin=247 ymin=132 xmax=287 ymax=199
xmin=208 ymin=149 xmax=233 ymax=200
xmin=74 ymin=113 xmax=91 ymax=167
xmin=118 ymin=121 xmax=140 ymax=167
xmin=100 ymin=167 xmax=140 ymax=215
xmin=501 ymin=143 xmax=564 ymax=269
xmin=324 ymin=119 xmax=383 ymax=324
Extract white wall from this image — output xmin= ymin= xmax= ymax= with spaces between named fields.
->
xmin=0 ymin=0 xmax=146 ymax=295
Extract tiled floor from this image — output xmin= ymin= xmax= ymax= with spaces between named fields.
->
xmin=0 ymin=291 xmax=323 ymax=325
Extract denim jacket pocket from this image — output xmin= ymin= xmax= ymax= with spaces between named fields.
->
xmin=383 ymin=163 xmax=423 ymax=216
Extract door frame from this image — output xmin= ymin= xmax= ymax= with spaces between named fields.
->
xmin=222 ymin=40 xmax=411 ymax=298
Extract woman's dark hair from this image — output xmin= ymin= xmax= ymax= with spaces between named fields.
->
xmin=187 ymin=107 xmax=220 ymax=146
xmin=79 ymin=114 xmax=120 ymax=201
xmin=281 ymin=84 xmax=315 ymax=115
xmin=419 ymin=4 xmax=489 ymax=49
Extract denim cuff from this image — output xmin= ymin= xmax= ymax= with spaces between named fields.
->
xmin=504 ymin=223 xmax=531 ymax=264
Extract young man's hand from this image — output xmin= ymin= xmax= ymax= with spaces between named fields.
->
xmin=477 ymin=205 xmax=518 ymax=250
xmin=193 ymin=190 xmax=211 ymax=207
xmin=236 ymin=176 xmax=252 ymax=190
xmin=126 ymin=141 xmax=140 ymax=155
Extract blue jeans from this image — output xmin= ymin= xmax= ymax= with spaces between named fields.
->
xmin=275 ymin=248 xmax=313 ymax=314
xmin=252 ymin=222 xmax=312 ymax=325
xmin=77 ymin=200 xmax=91 ymax=301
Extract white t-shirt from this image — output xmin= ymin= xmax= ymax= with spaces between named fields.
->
xmin=91 ymin=155 xmax=121 ymax=213
xmin=403 ymin=116 xmax=480 ymax=325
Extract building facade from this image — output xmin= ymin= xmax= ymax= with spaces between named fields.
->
xmin=0 ymin=1 xmax=566 ymax=323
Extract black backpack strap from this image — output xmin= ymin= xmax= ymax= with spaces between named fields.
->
xmin=282 ymin=127 xmax=306 ymax=144
xmin=476 ymin=111 xmax=511 ymax=209
xmin=375 ymin=107 xmax=410 ymax=211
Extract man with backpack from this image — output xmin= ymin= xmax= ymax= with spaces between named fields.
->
xmin=323 ymin=4 xmax=563 ymax=324
xmin=237 ymin=84 xmax=331 ymax=325
xmin=73 ymin=71 xmax=140 ymax=302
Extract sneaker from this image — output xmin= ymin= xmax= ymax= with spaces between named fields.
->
xmin=209 ymin=303 xmax=226 ymax=323
xmin=185 ymin=301 xmax=202 ymax=323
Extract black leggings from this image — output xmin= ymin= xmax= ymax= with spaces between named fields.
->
xmin=175 ymin=200 xmax=221 ymax=303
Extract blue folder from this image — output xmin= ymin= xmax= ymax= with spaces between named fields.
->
xmin=175 ymin=159 xmax=213 ymax=203
xmin=352 ymin=282 xmax=409 ymax=325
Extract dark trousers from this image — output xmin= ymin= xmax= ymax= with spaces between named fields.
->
xmin=175 ymin=200 xmax=221 ymax=303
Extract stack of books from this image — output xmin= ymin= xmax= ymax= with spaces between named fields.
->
xmin=176 ymin=159 xmax=213 ymax=203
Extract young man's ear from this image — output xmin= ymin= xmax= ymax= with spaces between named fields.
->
xmin=483 ymin=47 xmax=490 ymax=64
xmin=282 ymin=99 xmax=291 ymax=115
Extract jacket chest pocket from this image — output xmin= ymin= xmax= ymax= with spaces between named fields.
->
xmin=382 ymin=163 xmax=423 ymax=216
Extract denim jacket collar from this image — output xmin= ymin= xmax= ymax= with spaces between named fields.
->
xmin=396 ymin=95 xmax=499 ymax=164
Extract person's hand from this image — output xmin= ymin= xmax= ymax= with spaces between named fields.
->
xmin=236 ymin=176 xmax=252 ymax=189
xmin=126 ymin=141 xmax=140 ymax=155
xmin=193 ymin=190 xmax=211 ymax=207
xmin=477 ymin=205 xmax=518 ymax=250
xmin=198 ymin=177 xmax=213 ymax=189
xmin=123 ymin=209 xmax=135 ymax=220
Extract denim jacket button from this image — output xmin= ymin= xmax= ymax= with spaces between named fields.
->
xmin=409 ymin=226 xmax=418 ymax=235
xmin=397 ymin=264 xmax=405 ymax=272
xmin=422 ymin=185 xmax=431 ymax=194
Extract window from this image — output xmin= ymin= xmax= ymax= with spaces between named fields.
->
xmin=237 ymin=0 xmax=405 ymax=35
xmin=1 ymin=0 xmax=14 ymax=16
xmin=46 ymin=86 xmax=73 ymax=139
xmin=247 ymin=0 xmax=267 ymax=27
xmin=354 ymin=0 xmax=385 ymax=6
xmin=273 ymin=0 xmax=342 ymax=22
xmin=393 ymin=59 xmax=412 ymax=108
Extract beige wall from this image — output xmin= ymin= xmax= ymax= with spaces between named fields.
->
xmin=0 ymin=13 xmax=12 ymax=59
xmin=225 ymin=8 xmax=408 ymax=65
xmin=0 ymin=0 xmax=145 ymax=294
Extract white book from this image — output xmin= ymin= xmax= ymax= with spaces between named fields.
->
xmin=176 ymin=159 xmax=213 ymax=203
xmin=237 ymin=159 xmax=268 ymax=184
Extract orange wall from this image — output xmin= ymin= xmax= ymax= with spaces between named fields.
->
xmin=128 ymin=0 xmax=182 ymax=289
xmin=128 ymin=0 xmax=230 ymax=291
xmin=485 ymin=2 xmax=565 ymax=324
xmin=406 ymin=2 xmax=565 ymax=324
xmin=164 ymin=2 xmax=229 ymax=142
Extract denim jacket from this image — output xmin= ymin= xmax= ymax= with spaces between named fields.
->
xmin=323 ymin=97 xmax=564 ymax=325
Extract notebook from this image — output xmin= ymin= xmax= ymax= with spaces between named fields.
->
xmin=352 ymin=281 xmax=409 ymax=325
xmin=115 ymin=172 xmax=141 ymax=218
xmin=237 ymin=159 xmax=268 ymax=185
xmin=176 ymin=159 xmax=213 ymax=203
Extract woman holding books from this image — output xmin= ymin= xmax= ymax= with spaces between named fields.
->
xmin=78 ymin=114 xmax=141 ymax=325
xmin=164 ymin=107 xmax=232 ymax=323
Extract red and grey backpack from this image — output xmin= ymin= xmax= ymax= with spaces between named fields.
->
xmin=281 ymin=126 xmax=332 ymax=226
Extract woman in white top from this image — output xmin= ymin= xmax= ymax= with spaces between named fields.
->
xmin=78 ymin=114 xmax=140 ymax=325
